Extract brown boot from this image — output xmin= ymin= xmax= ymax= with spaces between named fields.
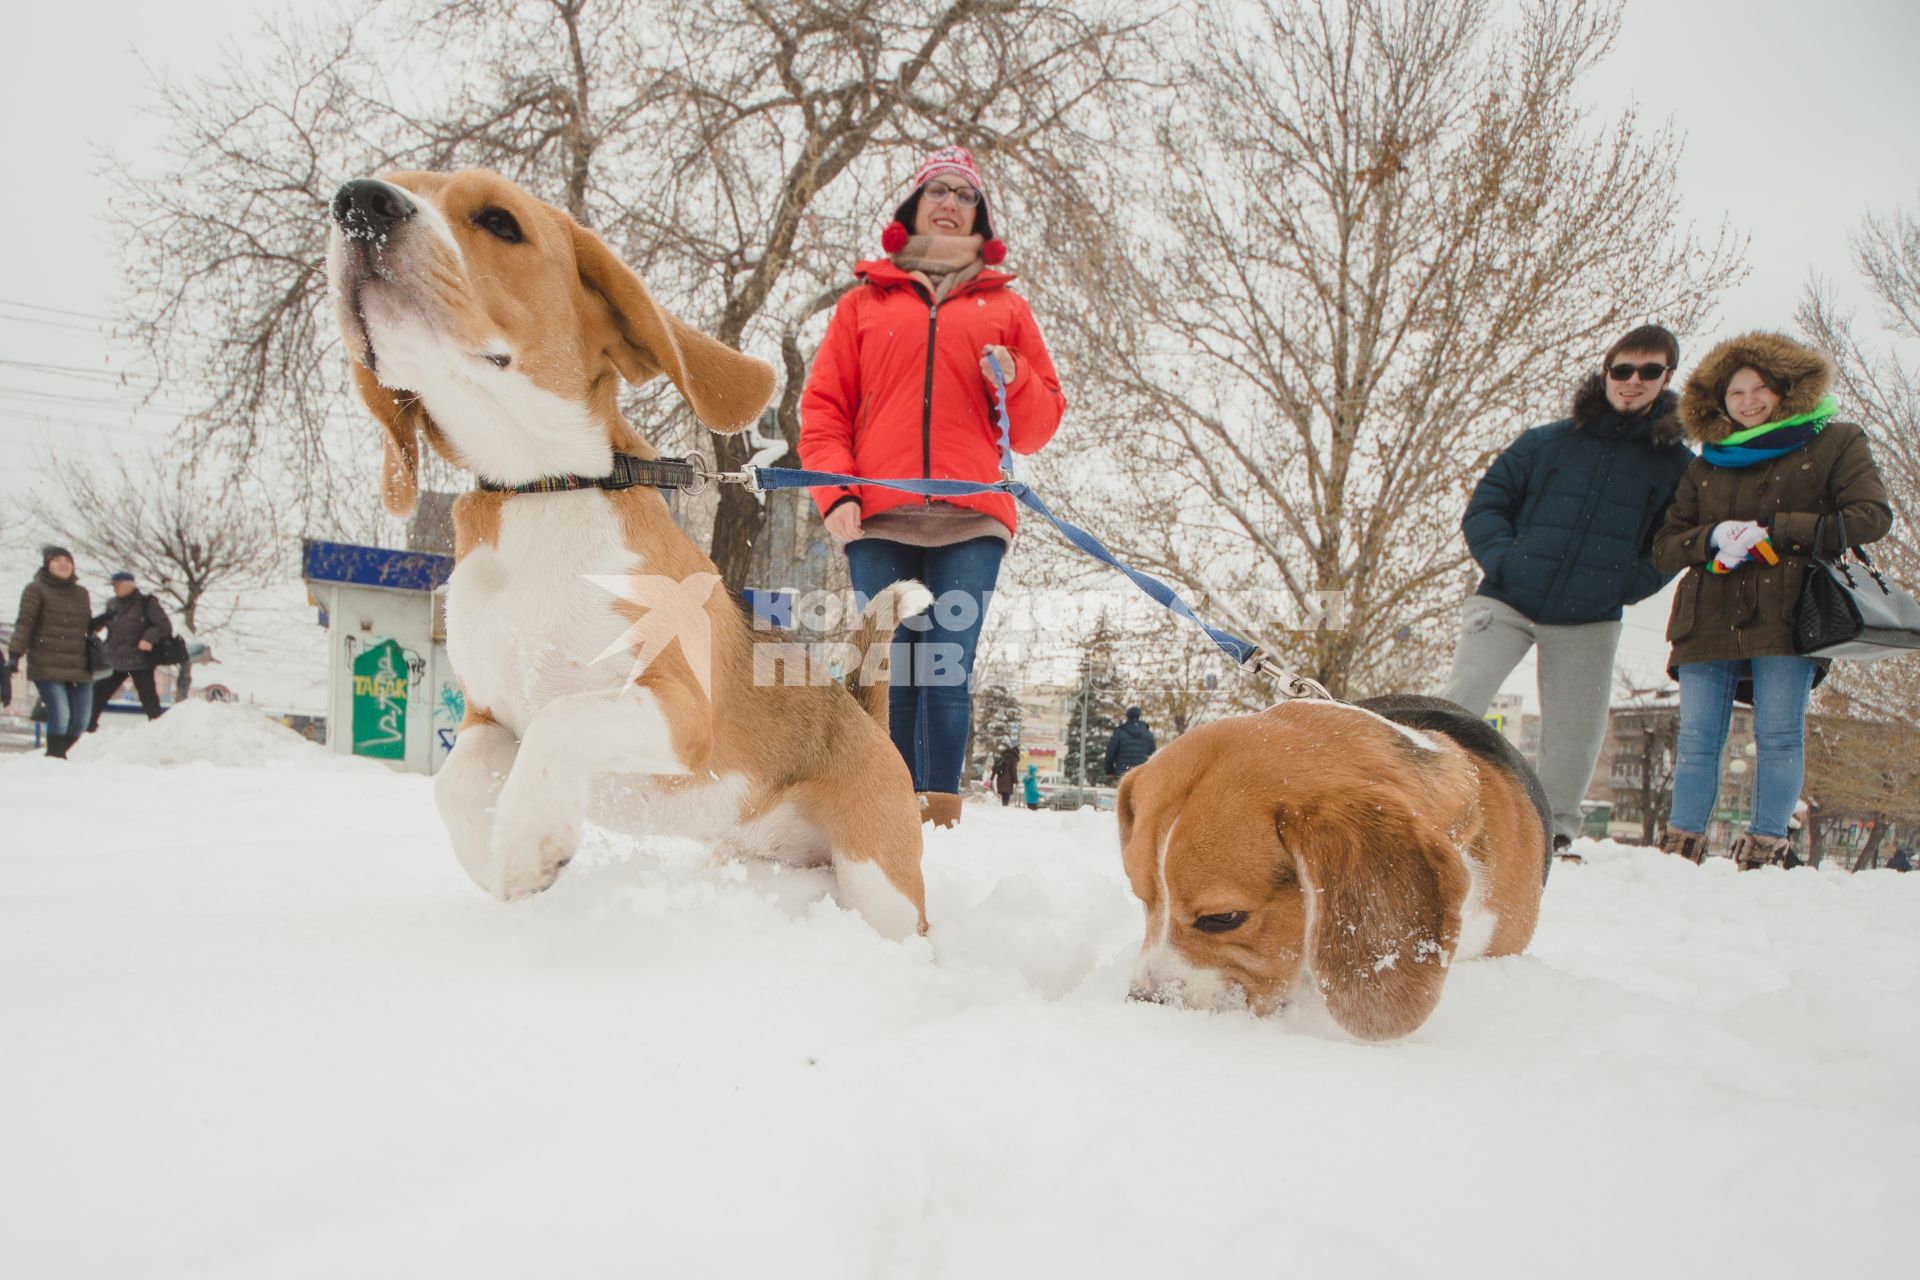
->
xmin=919 ymin=792 xmax=963 ymax=828
xmin=1729 ymin=831 xmax=1788 ymax=871
xmin=1657 ymin=827 xmax=1704 ymax=863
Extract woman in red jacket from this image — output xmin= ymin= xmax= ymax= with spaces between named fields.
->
xmin=800 ymin=146 xmax=1066 ymax=827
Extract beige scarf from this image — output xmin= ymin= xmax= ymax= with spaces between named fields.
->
xmin=892 ymin=233 xmax=985 ymax=302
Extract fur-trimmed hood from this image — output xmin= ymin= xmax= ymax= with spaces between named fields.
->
xmin=1679 ymin=331 xmax=1835 ymax=446
xmin=1569 ymin=374 xmax=1683 ymax=448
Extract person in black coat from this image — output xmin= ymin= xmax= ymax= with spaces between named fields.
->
xmin=1104 ymin=706 xmax=1156 ymax=781
xmin=1439 ymin=324 xmax=1695 ymax=847
xmin=990 ymin=743 xmax=1021 ymax=806
xmin=87 ymin=571 xmax=173 ymax=729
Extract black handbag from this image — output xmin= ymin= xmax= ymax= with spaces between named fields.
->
xmin=151 ymin=634 xmax=190 ymax=665
xmin=1793 ymin=510 xmax=1920 ymax=660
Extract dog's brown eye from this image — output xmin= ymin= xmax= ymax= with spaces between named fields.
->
xmin=1194 ymin=911 xmax=1249 ymax=934
xmin=472 ymin=208 xmax=524 ymax=243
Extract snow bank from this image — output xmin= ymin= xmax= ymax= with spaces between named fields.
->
xmin=1 ymin=755 xmax=1914 ymax=1279
xmin=65 ymin=699 xmax=377 ymax=772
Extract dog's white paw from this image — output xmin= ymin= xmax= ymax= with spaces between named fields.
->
xmin=484 ymin=813 xmax=578 ymax=900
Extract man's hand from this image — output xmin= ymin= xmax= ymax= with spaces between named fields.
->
xmin=137 ymin=640 xmax=153 ymax=651
xmin=1711 ymin=520 xmax=1769 ymax=571
xmin=824 ymin=503 xmax=863 ymax=544
xmin=980 ymin=345 xmax=1017 ymax=388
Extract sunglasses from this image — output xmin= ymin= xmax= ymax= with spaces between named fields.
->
xmin=922 ymin=181 xmax=980 ymax=208
xmin=1607 ymin=362 xmax=1670 ymax=383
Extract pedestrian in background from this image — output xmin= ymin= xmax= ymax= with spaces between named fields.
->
xmin=991 ymin=742 xmax=1021 ymax=807
xmin=1653 ymin=332 xmax=1892 ymax=869
xmin=1440 ymin=324 xmax=1694 ymax=850
xmin=1104 ymin=705 xmax=1156 ymax=781
xmin=1022 ymin=763 xmax=1041 ymax=811
xmin=88 ymin=571 xmax=174 ymax=730
xmin=9 ymin=546 xmax=95 ymax=759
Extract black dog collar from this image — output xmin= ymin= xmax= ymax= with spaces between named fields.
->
xmin=477 ymin=453 xmax=702 ymax=495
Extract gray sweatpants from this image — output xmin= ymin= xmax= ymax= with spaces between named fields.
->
xmin=1438 ymin=595 xmax=1621 ymax=843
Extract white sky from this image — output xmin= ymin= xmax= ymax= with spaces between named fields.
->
xmin=2 ymin=0 xmax=1917 ymax=710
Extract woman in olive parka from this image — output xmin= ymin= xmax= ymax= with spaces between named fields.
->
xmin=1652 ymin=332 xmax=1893 ymax=869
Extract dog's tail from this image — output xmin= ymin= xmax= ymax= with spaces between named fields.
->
xmin=846 ymin=580 xmax=933 ymax=724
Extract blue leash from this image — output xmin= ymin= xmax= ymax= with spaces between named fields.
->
xmin=719 ymin=354 xmax=1329 ymax=698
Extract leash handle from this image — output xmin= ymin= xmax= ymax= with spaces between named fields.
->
xmin=985 ymin=349 xmax=1015 ymax=479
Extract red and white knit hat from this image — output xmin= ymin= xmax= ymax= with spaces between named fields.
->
xmin=881 ymin=145 xmax=1006 ymax=265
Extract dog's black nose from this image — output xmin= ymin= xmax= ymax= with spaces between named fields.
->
xmin=332 ymin=180 xmax=416 ymax=243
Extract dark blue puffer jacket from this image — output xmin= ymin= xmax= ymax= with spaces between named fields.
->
xmin=1463 ymin=378 xmax=1693 ymax=625
xmin=1104 ymin=718 xmax=1156 ymax=778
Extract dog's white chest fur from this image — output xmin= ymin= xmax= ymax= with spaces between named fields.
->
xmin=446 ymin=493 xmax=642 ymax=737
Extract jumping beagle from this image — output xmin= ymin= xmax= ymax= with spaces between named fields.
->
xmin=326 ymin=168 xmax=931 ymax=938
xmin=1118 ymin=694 xmax=1550 ymax=1039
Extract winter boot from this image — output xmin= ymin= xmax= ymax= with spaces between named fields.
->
xmin=44 ymin=733 xmax=72 ymax=760
xmin=919 ymin=792 xmax=963 ymax=828
xmin=1551 ymin=833 xmax=1584 ymax=865
xmin=1729 ymin=831 xmax=1789 ymax=871
xmin=1656 ymin=827 xmax=1704 ymax=864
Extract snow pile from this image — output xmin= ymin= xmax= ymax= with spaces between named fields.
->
xmin=1 ymin=755 xmax=1915 ymax=1278
xmin=65 ymin=699 xmax=375 ymax=771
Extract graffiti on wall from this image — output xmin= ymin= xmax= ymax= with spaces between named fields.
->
xmin=351 ymin=638 xmax=410 ymax=759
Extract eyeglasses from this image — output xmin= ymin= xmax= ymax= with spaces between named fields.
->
xmin=922 ymin=181 xmax=980 ymax=208
xmin=1607 ymin=362 xmax=1670 ymax=383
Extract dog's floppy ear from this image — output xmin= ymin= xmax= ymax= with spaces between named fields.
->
xmin=350 ymin=360 xmax=427 ymax=517
xmin=1289 ymin=795 xmax=1470 ymax=1041
xmin=571 ymin=220 xmax=776 ymax=434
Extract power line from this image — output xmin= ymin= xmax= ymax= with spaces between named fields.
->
xmin=0 ymin=358 xmax=163 ymax=387
xmin=0 ymin=297 xmax=122 ymax=323
xmin=0 ymin=387 xmax=199 ymax=416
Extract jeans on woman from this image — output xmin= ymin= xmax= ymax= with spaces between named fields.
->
xmin=34 ymin=679 xmax=94 ymax=738
xmin=844 ymin=535 xmax=1005 ymax=794
xmin=1668 ymin=657 xmax=1818 ymax=838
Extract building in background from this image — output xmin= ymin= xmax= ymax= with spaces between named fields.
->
xmin=1604 ymin=696 xmax=1756 ymax=849
xmin=1015 ymin=686 xmax=1071 ymax=783
xmin=1482 ymin=692 xmax=1541 ymax=771
xmin=301 ymin=539 xmax=457 ymax=776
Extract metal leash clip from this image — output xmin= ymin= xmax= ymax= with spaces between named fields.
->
xmin=1241 ymin=648 xmax=1335 ymax=702
xmin=688 ymin=453 xmax=761 ymax=494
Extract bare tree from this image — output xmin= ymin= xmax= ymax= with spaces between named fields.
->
xmin=1604 ymin=678 xmax=1679 ymax=845
xmin=29 ymin=449 xmax=283 ymax=698
xmin=1797 ymin=195 xmax=1920 ymax=844
xmin=1038 ymin=0 xmax=1744 ymax=698
xmin=1805 ymin=695 xmax=1920 ymax=871
xmin=108 ymin=0 xmax=1155 ymax=586
xmin=1798 ymin=193 xmax=1920 ymax=584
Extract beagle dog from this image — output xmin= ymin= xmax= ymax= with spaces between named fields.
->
xmin=326 ymin=169 xmax=932 ymax=939
xmin=1118 ymin=694 xmax=1549 ymax=1039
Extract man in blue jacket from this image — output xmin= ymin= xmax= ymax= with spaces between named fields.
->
xmin=1104 ymin=706 xmax=1156 ymax=781
xmin=1441 ymin=325 xmax=1693 ymax=849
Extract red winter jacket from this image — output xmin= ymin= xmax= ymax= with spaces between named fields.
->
xmin=799 ymin=259 xmax=1066 ymax=534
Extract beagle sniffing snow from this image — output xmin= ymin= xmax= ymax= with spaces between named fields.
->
xmin=1118 ymin=694 xmax=1550 ymax=1039
xmin=326 ymin=169 xmax=932 ymax=938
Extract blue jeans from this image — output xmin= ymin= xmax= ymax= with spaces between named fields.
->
xmin=1668 ymin=657 xmax=1818 ymax=838
xmin=35 ymin=679 xmax=94 ymax=738
xmin=845 ymin=536 xmax=1005 ymax=794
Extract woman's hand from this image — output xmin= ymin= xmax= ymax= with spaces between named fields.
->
xmin=980 ymin=345 xmax=1017 ymax=389
xmin=824 ymin=503 xmax=863 ymax=544
xmin=1711 ymin=519 xmax=1769 ymax=571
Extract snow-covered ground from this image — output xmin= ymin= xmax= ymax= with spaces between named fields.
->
xmin=3 ymin=707 xmax=1916 ymax=1279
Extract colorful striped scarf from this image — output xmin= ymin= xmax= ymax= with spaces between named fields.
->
xmin=1700 ymin=395 xmax=1836 ymax=468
